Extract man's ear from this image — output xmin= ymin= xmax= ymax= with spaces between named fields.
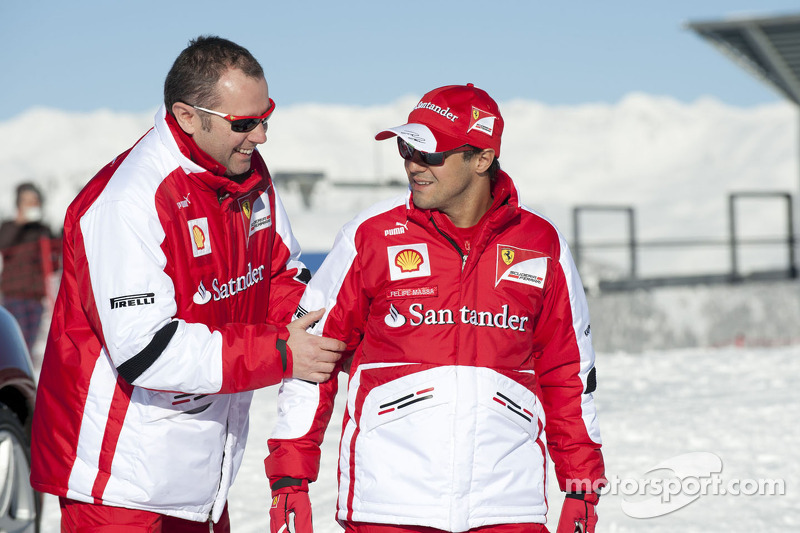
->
xmin=171 ymin=102 xmax=197 ymax=135
xmin=474 ymin=148 xmax=496 ymax=174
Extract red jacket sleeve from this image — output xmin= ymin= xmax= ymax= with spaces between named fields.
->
xmin=266 ymin=224 xmax=369 ymax=485
xmin=532 ymin=235 xmax=605 ymax=492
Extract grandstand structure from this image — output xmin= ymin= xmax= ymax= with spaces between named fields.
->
xmin=688 ymin=12 xmax=800 ymax=251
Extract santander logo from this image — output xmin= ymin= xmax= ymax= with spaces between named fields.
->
xmin=384 ymin=304 xmax=406 ymax=328
xmin=193 ymin=281 xmax=212 ymax=305
xmin=192 ymin=263 xmax=266 ymax=305
xmin=414 ymin=101 xmax=459 ymax=122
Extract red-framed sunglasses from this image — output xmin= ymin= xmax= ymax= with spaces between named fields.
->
xmin=192 ymin=98 xmax=276 ymax=133
xmin=397 ymin=137 xmax=474 ymax=166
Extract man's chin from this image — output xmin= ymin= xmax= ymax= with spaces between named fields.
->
xmin=411 ymin=197 xmax=434 ymax=210
xmin=225 ymin=167 xmax=255 ymax=182
xmin=225 ymin=162 xmax=249 ymax=175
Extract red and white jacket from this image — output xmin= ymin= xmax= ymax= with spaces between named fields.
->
xmin=266 ymin=171 xmax=604 ymax=531
xmin=31 ymin=106 xmax=308 ymax=523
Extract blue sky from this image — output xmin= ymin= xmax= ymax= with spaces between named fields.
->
xmin=2 ymin=1 xmax=799 ymax=121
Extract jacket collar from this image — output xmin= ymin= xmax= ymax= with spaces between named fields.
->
xmin=406 ymin=169 xmax=519 ymax=227
xmin=153 ymin=105 xmax=265 ymax=197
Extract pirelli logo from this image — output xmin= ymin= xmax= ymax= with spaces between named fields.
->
xmin=110 ymin=293 xmax=155 ymax=309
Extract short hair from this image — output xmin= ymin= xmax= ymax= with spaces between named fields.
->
xmin=462 ymin=148 xmax=500 ymax=181
xmin=164 ymin=36 xmax=264 ymax=117
xmin=16 ymin=182 xmax=43 ymax=207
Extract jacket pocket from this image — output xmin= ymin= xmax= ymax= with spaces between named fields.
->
xmin=470 ymin=369 xmax=547 ymax=517
xmin=348 ymin=366 xmax=457 ymax=513
xmin=359 ymin=369 xmax=453 ymax=432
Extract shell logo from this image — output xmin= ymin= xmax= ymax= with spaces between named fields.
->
xmin=192 ymin=225 xmax=206 ymax=250
xmin=395 ymin=249 xmax=424 ymax=272
xmin=188 ymin=217 xmax=212 ymax=257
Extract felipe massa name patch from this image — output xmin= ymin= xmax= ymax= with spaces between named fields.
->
xmin=495 ymin=245 xmax=549 ymax=288
xmin=386 ymin=285 xmax=438 ymax=300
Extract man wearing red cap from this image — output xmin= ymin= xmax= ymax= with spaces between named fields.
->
xmin=266 ymin=84 xmax=605 ymax=533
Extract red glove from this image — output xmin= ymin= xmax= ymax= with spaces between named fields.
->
xmin=269 ymin=481 xmax=312 ymax=533
xmin=556 ymin=492 xmax=599 ymax=533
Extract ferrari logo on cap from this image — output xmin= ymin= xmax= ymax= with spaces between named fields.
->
xmin=468 ymin=106 xmax=496 ymax=136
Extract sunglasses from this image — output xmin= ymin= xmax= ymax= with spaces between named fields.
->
xmin=192 ymin=98 xmax=276 ymax=133
xmin=397 ymin=137 xmax=474 ymax=166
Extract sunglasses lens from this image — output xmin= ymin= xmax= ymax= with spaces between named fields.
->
xmin=230 ymin=118 xmax=260 ymax=133
xmin=396 ymin=137 xmax=451 ymax=165
xmin=397 ymin=138 xmax=413 ymax=160
xmin=421 ymin=152 xmax=445 ymax=165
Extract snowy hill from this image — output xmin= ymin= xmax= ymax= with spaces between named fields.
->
xmin=1 ymin=94 xmax=796 ymax=267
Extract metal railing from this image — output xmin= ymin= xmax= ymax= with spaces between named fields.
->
xmin=573 ymin=192 xmax=798 ymax=292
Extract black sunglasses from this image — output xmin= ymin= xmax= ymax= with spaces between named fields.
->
xmin=397 ymin=137 xmax=474 ymax=166
xmin=192 ymin=98 xmax=276 ymax=133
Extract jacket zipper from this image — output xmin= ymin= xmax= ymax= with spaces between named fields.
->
xmin=428 ymin=215 xmax=468 ymax=491
xmin=429 ymin=216 xmax=467 ymax=269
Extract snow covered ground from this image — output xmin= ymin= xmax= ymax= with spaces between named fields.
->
xmin=38 ymin=343 xmax=800 ymax=532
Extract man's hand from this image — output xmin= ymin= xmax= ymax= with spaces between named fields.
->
xmin=556 ymin=492 xmax=599 ymax=533
xmin=286 ymin=309 xmax=345 ymax=383
xmin=269 ymin=491 xmax=312 ymax=533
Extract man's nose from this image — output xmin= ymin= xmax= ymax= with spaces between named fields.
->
xmin=249 ymin=121 xmax=268 ymax=144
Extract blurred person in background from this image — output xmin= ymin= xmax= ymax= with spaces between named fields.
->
xmin=265 ymin=84 xmax=605 ymax=533
xmin=0 ymin=181 xmax=54 ymax=352
xmin=30 ymin=35 xmax=343 ymax=532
